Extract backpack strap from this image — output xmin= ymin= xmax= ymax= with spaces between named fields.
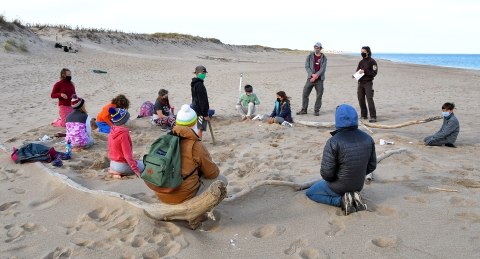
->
xmin=183 ymin=166 xmax=198 ymax=180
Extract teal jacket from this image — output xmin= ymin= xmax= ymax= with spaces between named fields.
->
xmin=237 ymin=93 xmax=260 ymax=106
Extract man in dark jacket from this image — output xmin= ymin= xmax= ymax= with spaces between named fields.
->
xmin=424 ymin=102 xmax=460 ymax=147
xmin=191 ymin=65 xmax=210 ymax=140
xmin=306 ymin=104 xmax=377 ymax=215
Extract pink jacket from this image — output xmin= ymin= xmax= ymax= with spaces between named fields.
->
xmin=108 ymin=126 xmax=140 ymax=173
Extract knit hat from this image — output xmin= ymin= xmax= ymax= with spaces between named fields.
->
xmin=71 ymin=94 xmax=84 ymax=109
xmin=108 ymin=107 xmax=130 ymax=126
xmin=176 ymin=104 xmax=198 ymax=128
xmin=244 ymin=84 xmax=253 ymax=92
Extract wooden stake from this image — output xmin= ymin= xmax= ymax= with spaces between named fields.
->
xmin=208 ymin=120 xmax=216 ymax=145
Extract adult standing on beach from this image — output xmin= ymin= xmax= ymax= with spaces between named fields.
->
xmin=51 ymin=68 xmax=76 ymax=127
xmin=353 ymin=46 xmax=378 ymax=123
xmin=306 ymin=104 xmax=377 ymax=216
xmin=191 ymin=65 xmax=210 ymax=140
xmin=297 ymin=42 xmax=328 ymax=116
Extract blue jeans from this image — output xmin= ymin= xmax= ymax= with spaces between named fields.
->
xmin=306 ymin=180 xmax=341 ymax=207
xmin=83 ymin=136 xmax=95 ymax=149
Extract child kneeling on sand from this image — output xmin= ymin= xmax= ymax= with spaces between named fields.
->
xmin=145 ymin=104 xmax=228 ymax=204
xmin=268 ymin=91 xmax=293 ymax=125
xmin=236 ymin=84 xmax=260 ymax=121
xmin=108 ymin=108 xmax=144 ymax=178
xmin=66 ymin=95 xmax=94 ymax=149
xmin=95 ymin=94 xmax=131 ymax=134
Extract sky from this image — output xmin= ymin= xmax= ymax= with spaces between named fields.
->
xmin=2 ymin=0 xmax=480 ymax=54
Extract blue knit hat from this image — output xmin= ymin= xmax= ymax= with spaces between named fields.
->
xmin=109 ymin=107 xmax=130 ymax=126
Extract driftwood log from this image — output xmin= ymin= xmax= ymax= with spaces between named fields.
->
xmin=296 ymin=116 xmax=442 ymax=130
xmin=225 ymin=148 xmax=407 ymax=202
xmin=0 ymin=142 xmax=226 ymax=230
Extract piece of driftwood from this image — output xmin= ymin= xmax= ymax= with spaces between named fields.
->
xmin=366 ymin=148 xmax=407 ymax=183
xmin=0 ymin=142 xmax=226 ymax=230
xmin=295 ymin=116 xmax=442 ymax=130
xmin=358 ymin=121 xmax=374 ymax=134
xmin=431 ymin=187 xmax=458 ymax=192
xmin=224 ymin=148 xmax=407 ymax=202
xmin=144 ymin=180 xmax=226 ymax=229
xmin=363 ymin=116 xmax=442 ymax=129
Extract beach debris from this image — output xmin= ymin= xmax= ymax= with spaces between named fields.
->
xmin=39 ymin=135 xmax=52 ymax=142
xmin=93 ymin=70 xmax=107 ymax=73
xmin=252 ymin=114 xmax=263 ymax=121
xmin=379 ymin=139 xmax=395 ymax=145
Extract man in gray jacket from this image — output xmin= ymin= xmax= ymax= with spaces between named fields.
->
xmin=306 ymin=104 xmax=377 ymax=215
xmin=297 ymin=42 xmax=328 ymax=116
xmin=424 ymin=102 xmax=460 ymax=147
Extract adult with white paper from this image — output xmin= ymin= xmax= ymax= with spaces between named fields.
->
xmin=352 ymin=46 xmax=378 ymax=123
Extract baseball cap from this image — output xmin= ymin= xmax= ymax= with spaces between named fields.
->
xmin=194 ymin=65 xmax=208 ymax=74
xmin=314 ymin=42 xmax=322 ymax=48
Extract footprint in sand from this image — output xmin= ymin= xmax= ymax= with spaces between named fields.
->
xmin=456 ymin=212 xmax=480 ymax=223
xmin=62 ymin=207 xmax=124 ymax=235
xmin=370 ymin=236 xmax=398 ymax=248
xmin=131 ymin=192 xmax=160 ymax=203
xmin=325 ymin=218 xmax=345 ymax=236
xmin=251 ymin=224 xmax=285 ymax=239
xmin=373 ymin=206 xmax=408 ymax=218
xmin=8 ymin=187 xmax=26 ymax=194
xmin=298 ymin=248 xmax=329 ymax=259
xmin=43 ymin=246 xmax=73 ymax=259
xmin=284 ymin=238 xmax=308 ymax=255
xmin=4 ymin=222 xmax=47 ymax=243
xmin=403 ymin=196 xmax=429 ymax=203
xmin=0 ymin=168 xmax=29 ymax=182
xmin=448 ymin=196 xmax=476 ymax=207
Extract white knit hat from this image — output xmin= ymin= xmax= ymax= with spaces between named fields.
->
xmin=176 ymin=104 xmax=198 ymax=132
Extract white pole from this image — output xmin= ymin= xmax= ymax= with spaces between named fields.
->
xmin=239 ymin=73 xmax=243 ymax=92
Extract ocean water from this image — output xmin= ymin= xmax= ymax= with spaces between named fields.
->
xmin=347 ymin=53 xmax=480 ymax=71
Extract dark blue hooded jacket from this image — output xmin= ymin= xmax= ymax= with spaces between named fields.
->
xmin=320 ymin=104 xmax=377 ymax=194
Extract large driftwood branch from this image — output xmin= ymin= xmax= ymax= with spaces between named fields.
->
xmin=363 ymin=116 xmax=442 ymax=129
xmin=144 ymin=181 xmax=226 ymax=229
xmin=225 ymin=148 xmax=407 ymax=202
xmin=0 ymin=142 xmax=226 ymax=230
xmin=295 ymin=116 xmax=442 ymax=129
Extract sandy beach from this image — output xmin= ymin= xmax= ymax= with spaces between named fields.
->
xmin=1 ymin=24 xmax=480 ymax=259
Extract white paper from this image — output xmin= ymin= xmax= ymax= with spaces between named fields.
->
xmin=353 ymin=70 xmax=364 ymax=81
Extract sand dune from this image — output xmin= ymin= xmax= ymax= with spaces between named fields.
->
xmin=1 ymin=25 xmax=480 ymax=258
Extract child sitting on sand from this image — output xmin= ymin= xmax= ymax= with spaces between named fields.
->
xmin=268 ymin=91 xmax=293 ymax=125
xmin=424 ymin=102 xmax=460 ymax=147
xmin=65 ymin=95 xmax=94 ymax=149
xmin=108 ymin=107 xmax=144 ymax=178
xmin=152 ymin=89 xmax=176 ymax=131
xmin=236 ymin=84 xmax=261 ymax=121
xmin=95 ymin=94 xmax=131 ymax=134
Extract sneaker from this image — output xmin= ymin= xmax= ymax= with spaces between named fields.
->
xmin=296 ymin=110 xmax=307 ymax=115
xmin=161 ymin=125 xmax=172 ymax=132
xmin=369 ymin=118 xmax=377 ymax=123
xmin=340 ymin=192 xmax=356 ymax=216
xmin=445 ymin=143 xmax=456 ymax=148
xmin=314 ymin=111 xmax=320 ymax=116
xmin=352 ymin=192 xmax=367 ymax=211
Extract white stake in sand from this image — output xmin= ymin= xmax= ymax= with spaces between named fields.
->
xmin=238 ymin=73 xmax=243 ymax=92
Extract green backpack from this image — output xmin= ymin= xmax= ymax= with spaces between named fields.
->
xmin=141 ymin=134 xmax=183 ymax=191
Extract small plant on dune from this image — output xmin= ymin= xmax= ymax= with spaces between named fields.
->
xmin=4 ymin=42 xmax=13 ymax=51
xmin=6 ymin=39 xmax=18 ymax=48
xmin=19 ymin=42 xmax=28 ymax=52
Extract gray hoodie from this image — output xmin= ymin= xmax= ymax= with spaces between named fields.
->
xmin=305 ymin=52 xmax=328 ymax=81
